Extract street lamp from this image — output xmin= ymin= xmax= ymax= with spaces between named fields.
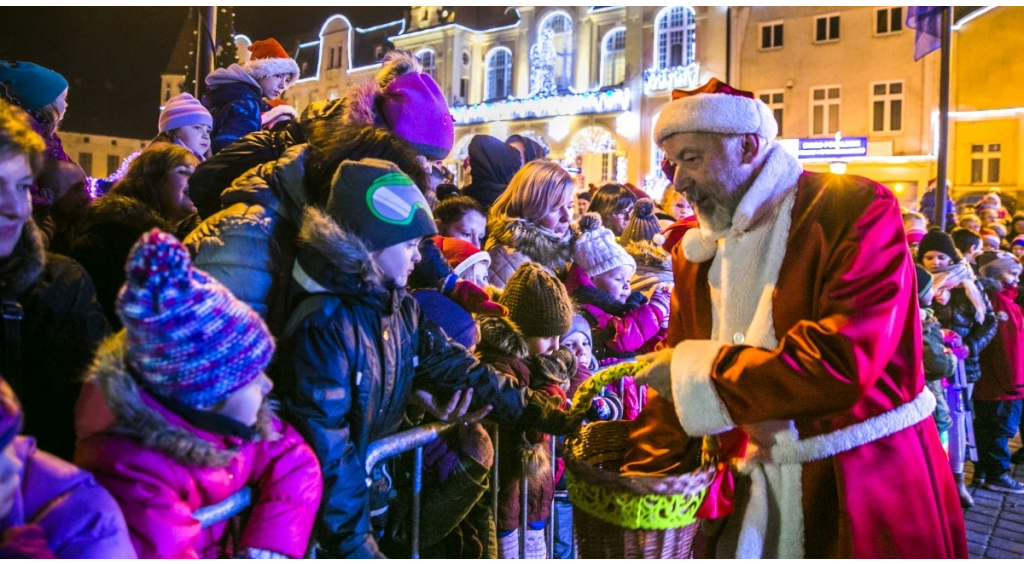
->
xmin=829 ymin=161 xmax=847 ymax=175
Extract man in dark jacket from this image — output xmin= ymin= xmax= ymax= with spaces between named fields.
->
xmin=276 ymin=159 xmax=577 ymax=559
xmin=461 ymin=135 xmax=523 ymax=213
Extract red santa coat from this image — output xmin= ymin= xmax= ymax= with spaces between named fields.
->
xmin=628 ymin=151 xmax=966 ymax=558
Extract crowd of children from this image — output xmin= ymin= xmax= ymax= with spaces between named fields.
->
xmin=2 ymin=37 xmax=1018 ymax=559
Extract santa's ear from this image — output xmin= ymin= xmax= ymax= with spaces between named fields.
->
xmin=738 ymin=133 xmax=763 ymax=164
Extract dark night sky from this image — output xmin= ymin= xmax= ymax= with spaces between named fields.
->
xmin=0 ymin=6 xmax=405 ymax=139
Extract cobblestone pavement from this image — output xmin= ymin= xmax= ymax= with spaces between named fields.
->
xmin=963 ymin=433 xmax=1024 ymax=559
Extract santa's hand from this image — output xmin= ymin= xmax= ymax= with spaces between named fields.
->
xmin=634 ymin=347 xmax=675 ymax=400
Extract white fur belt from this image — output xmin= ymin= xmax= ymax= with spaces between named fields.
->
xmin=723 ymin=388 xmax=936 ymax=559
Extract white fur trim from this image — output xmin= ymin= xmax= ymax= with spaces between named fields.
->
xmin=669 ymin=340 xmax=735 ymax=436
xmin=452 ymin=251 xmax=491 ymax=277
xmin=261 ymin=104 xmax=298 ymax=126
xmin=655 ymin=93 xmax=778 ymax=144
xmin=244 ymin=57 xmax=300 ymax=84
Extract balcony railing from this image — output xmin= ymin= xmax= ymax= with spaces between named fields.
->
xmin=643 ymin=63 xmax=701 ymax=94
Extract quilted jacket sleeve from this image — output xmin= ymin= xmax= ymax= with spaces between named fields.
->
xmin=211 ymin=97 xmax=262 ymax=154
xmin=240 ymin=420 xmax=323 ymax=558
xmin=486 ymin=245 xmax=527 ymax=291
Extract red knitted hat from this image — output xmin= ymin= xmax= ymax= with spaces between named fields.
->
xmin=431 ymin=235 xmax=490 ymax=278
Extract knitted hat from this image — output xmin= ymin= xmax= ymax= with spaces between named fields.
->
xmin=243 ymin=38 xmax=300 ymax=83
xmin=261 ymin=99 xmax=298 ymax=129
xmin=572 ymin=213 xmax=636 ymax=278
xmin=977 ymin=250 xmax=1021 ymax=279
xmin=905 ymin=225 xmax=928 ymax=245
xmin=1011 ymin=235 xmax=1024 ymax=250
xmin=654 ymin=78 xmax=777 ymax=144
xmin=990 ymin=222 xmax=1008 ymax=238
xmin=499 ymin=263 xmax=573 ymax=338
xmin=0 ymin=378 xmax=22 ymax=452
xmin=915 ymin=264 xmax=933 ymax=301
xmin=327 ymin=158 xmax=437 ymax=252
xmin=562 ymin=313 xmax=593 ymax=343
xmin=431 ymin=236 xmax=490 ymax=278
xmin=117 ymin=229 xmax=275 ymax=409
xmin=620 ymin=198 xmax=664 ymax=247
xmin=158 ymin=93 xmax=212 ymax=134
xmin=917 ymin=230 xmax=959 ymax=263
xmin=0 ymin=61 xmax=68 ymax=111
xmin=981 ymin=228 xmax=1001 ymax=249
xmin=413 ymin=289 xmax=478 ymax=350
xmin=380 ymin=72 xmax=454 ymax=160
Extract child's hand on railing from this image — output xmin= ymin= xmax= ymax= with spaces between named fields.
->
xmin=411 ymin=388 xmax=493 ymax=423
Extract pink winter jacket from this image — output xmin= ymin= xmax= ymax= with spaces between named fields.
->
xmin=73 ymin=334 xmax=323 ymax=559
xmin=563 ymin=264 xmax=666 ymax=357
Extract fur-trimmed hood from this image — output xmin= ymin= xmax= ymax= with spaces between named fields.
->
xmin=484 ymin=215 xmax=574 ymax=273
xmin=293 ymin=206 xmax=386 ymax=300
xmin=343 ymin=50 xmax=423 ymax=128
xmin=79 ymin=332 xmax=279 ymax=468
xmin=0 ymin=219 xmax=46 ymax=300
xmin=476 ymin=314 xmax=530 ymax=361
xmin=80 ymin=193 xmax=176 ymax=235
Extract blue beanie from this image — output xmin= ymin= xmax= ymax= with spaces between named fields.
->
xmin=0 ymin=61 xmax=68 ymax=112
xmin=413 ymin=289 xmax=478 ymax=350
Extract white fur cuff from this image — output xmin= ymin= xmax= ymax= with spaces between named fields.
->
xmin=670 ymin=340 xmax=736 ymax=436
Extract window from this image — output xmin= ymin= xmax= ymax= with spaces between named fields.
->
xmin=328 ymin=47 xmax=334 ymax=70
xmin=537 ymin=12 xmax=574 ymax=91
xmin=601 ymin=153 xmax=611 ymax=182
xmin=655 ymin=6 xmax=696 ymax=69
xmin=79 ymin=153 xmax=93 ymax=176
xmin=83 ymin=136 xmax=90 ymax=143
xmin=110 ymin=140 xmax=117 ymax=146
xmin=760 ymin=21 xmax=783 ymax=50
xmin=757 ymin=90 xmax=785 ymax=136
xmin=971 ymin=144 xmax=1001 ymax=184
xmin=164 ymin=88 xmax=171 ymax=102
xmin=374 ymin=45 xmax=384 ymax=60
xmin=810 ymin=86 xmax=841 ymax=135
xmin=875 ymin=7 xmax=903 ymax=35
xmin=485 ymin=47 xmax=512 ymax=100
xmin=871 ymin=81 xmax=903 ymax=133
xmin=417 ymin=49 xmax=436 ymax=79
xmin=459 ymin=77 xmax=468 ymax=100
xmin=106 ymin=155 xmax=120 ymax=176
xmin=601 ymin=28 xmax=626 ymax=87
xmin=814 ymin=14 xmax=840 ymax=43
xmin=461 ymin=51 xmax=470 ymax=67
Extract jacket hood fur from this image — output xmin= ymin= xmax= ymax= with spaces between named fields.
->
xmin=81 ymin=193 xmax=176 ymax=234
xmin=342 ymin=50 xmax=423 ymax=128
xmin=485 ymin=215 xmax=573 ymax=273
xmin=624 ymin=240 xmax=672 ymax=272
xmin=83 ymin=332 xmax=279 ymax=468
xmin=0 ymin=220 xmax=45 ymax=300
xmin=477 ymin=315 xmax=530 ymax=360
xmin=295 ymin=206 xmax=384 ymax=295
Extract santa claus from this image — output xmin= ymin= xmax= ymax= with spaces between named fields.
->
xmin=632 ymin=79 xmax=967 ymax=558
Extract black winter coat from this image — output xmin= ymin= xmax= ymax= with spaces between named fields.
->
xmin=69 ymin=195 xmax=180 ymax=330
xmin=274 ymin=207 xmax=570 ymax=559
xmin=0 ymin=221 xmax=110 ymax=460
xmin=202 ymin=64 xmax=271 ymax=155
xmin=932 ymin=282 xmax=998 ymax=383
xmin=187 ymin=99 xmax=345 ymax=219
xmin=461 ymin=135 xmax=522 ymax=213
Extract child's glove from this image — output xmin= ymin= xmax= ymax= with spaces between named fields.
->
xmin=448 ymin=279 xmax=508 ymax=317
xmin=587 ymin=396 xmax=614 ymax=421
xmin=648 ymin=287 xmax=672 ymax=328
xmin=941 ymin=329 xmax=969 ymax=359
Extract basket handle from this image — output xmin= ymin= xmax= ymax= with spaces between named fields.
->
xmin=568 ymin=360 xmax=650 ymax=422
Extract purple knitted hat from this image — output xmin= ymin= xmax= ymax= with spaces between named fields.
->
xmin=0 ymin=378 xmax=22 ymax=452
xmin=158 ymin=93 xmax=212 ymax=134
xmin=380 ymin=72 xmax=454 ymax=160
xmin=116 ymin=229 xmax=274 ymax=409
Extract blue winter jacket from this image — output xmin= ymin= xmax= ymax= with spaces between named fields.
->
xmin=202 ymin=64 xmax=270 ymax=154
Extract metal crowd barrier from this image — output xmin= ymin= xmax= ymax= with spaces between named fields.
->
xmin=194 ymin=419 xmax=568 ymax=560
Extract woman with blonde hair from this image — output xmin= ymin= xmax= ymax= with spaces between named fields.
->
xmin=486 ymin=160 xmax=576 ymax=289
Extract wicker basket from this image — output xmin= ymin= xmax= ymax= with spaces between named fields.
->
xmin=564 ymin=361 xmax=715 ymax=559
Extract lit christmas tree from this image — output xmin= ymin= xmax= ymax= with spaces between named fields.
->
xmin=529 ymin=28 xmax=557 ymax=97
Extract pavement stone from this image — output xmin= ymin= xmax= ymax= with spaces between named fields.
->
xmin=965 ymin=433 xmax=1024 ymax=558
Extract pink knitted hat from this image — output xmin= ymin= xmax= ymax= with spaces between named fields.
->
xmin=158 ymin=93 xmax=212 ymax=134
xmin=380 ymin=72 xmax=454 ymax=160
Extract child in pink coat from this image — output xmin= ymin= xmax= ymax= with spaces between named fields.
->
xmin=74 ymin=229 xmax=322 ymax=558
xmin=565 ymin=213 xmax=670 ymax=419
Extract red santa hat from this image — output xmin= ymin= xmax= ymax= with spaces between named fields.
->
xmin=431 ymin=235 xmax=490 ymax=278
xmin=243 ymin=38 xmax=300 ymax=85
xmin=654 ymin=78 xmax=778 ymax=144
xmin=262 ymin=99 xmax=298 ymax=129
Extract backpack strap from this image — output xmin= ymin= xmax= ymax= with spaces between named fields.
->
xmin=283 ymin=294 xmax=342 ymax=339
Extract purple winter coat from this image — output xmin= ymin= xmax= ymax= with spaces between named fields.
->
xmin=0 ymin=436 xmax=136 ymax=558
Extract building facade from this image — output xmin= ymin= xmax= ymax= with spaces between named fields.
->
xmin=60 ymin=132 xmax=149 ymax=178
